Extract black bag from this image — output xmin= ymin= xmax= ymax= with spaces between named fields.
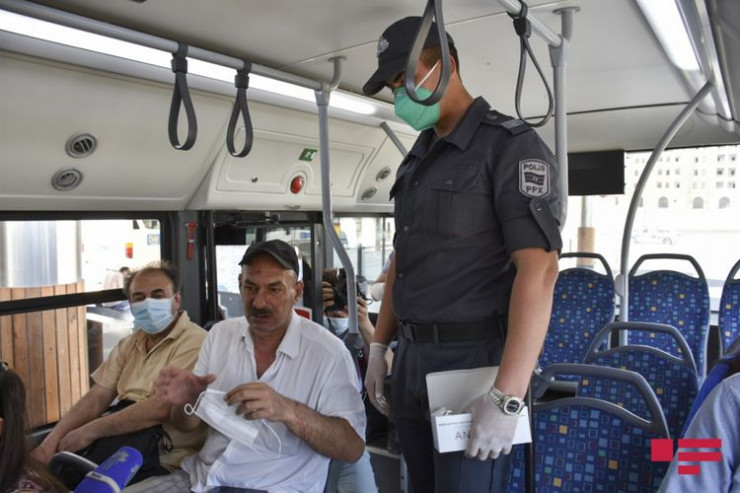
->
xmin=57 ymin=400 xmax=171 ymax=489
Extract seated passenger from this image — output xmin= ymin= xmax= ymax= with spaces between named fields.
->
xmin=125 ymin=240 xmax=365 ymax=492
xmin=1 ymin=363 xmax=67 ymax=492
xmin=32 ymin=261 xmax=207 ymax=485
xmin=659 ymin=372 xmax=740 ymax=492
xmin=680 ymin=344 xmax=740 ymax=436
xmin=321 ymin=269 xmax=379 ymax=493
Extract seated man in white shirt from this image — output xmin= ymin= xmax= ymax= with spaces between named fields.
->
xmin=125 ymin=240 xmax=366 ymax=493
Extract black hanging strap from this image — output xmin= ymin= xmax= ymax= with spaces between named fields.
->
xmin=168 ymin=43 xmax=197 ymax=150
xmin=226 ymin=62 xmax=254 ymax=158
xmin=404 ymin=0 xmax=451 ymax=106
xmin=509 ymin=0 xmax=554 ymax=128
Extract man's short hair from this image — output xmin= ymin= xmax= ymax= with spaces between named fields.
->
xmin=123 ymin=260 xmax=181 ymax=298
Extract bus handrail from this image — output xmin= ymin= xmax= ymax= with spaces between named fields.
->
xmin=404 ymin=0 xmax=451 ymax=106
xmin=226 ymin=62 xmax=254 ymax=158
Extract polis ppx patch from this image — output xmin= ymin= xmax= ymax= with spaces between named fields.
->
xmin=519 ymin=159 xmax=550 ymax=197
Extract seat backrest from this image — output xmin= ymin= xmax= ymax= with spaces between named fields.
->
xmin=583 ymin=322 xmax=699 ymax=438
xmin=628 ymin=254 xmax=710 ymax=376
xmin=719 ymin=259 xmax=740 ymax=352
xmin=540 ymin=253 xmax=615 ymax=374
xmin=508 ymin=364 xmax=669 ymax=493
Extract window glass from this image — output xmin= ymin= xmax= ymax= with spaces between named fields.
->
xmin=331 ymin=216 xmax=395 ymax=314
xmin=560 ymin=144 xmax=740 ymax=310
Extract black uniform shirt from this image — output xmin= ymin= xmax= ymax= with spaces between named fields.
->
xmin=390 ymin=97 xmax=563 ymax=324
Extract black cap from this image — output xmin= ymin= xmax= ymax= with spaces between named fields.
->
xmin=362 ymin=16 xmax=455 ymax=96
xmin=239 ymin=240 xmax=300 ymax=276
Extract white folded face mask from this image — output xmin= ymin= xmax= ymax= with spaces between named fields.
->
xmin=184 ymin=388 xmax=261 ymax=446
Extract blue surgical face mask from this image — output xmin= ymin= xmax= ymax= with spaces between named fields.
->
xmin=324 ymin=315 xmax=350 ymax=336
xmin=131 ymin=297 xmax=175 ymax=334
xmin=393 ymin=60 xmax=441 ymax=131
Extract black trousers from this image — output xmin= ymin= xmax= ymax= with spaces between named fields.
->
xmin=391 ymin=331 xmax=510 ymax=493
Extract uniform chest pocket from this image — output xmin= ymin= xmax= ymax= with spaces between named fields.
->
xmin=428 ymin=165 xmax=493 ymax=238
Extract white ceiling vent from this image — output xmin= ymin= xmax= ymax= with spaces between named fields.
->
xmin=376 ymin=167 xmax=392 ymax=182
xmin=52 ymin=168 xmax=83 ymax=191
xmin=65 ymin=133 xmax=97 ymax=158
xmin=361 ymin=187 xmax=377 ymax=201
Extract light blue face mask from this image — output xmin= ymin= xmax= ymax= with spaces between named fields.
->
xmin=393 ymin=60 xmax=441 ymax=131
xmin=324 ymin=315 xmax=350 ymax=336
xmin=131 ymin=297 xmax=175 ymax=334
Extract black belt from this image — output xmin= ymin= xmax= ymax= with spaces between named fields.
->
xmin=399 ymin=318 xmax=506 ymax=343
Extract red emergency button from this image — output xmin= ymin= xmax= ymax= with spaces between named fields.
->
xmin=290 ymin=175 xmax=305 ymax=194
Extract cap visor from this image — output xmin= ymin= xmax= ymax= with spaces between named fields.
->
xmin=362 ymin=56 xmax=407 ymax=95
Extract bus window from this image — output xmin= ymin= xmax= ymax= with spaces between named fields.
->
xmin=0 ymin=217 xmax=163 ymax=428
xmin=331 ymin=216 xmax=395 ymax=314
xmin=560 ymin=144 xmax=740 ymax=311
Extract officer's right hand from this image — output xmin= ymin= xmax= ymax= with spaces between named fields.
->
xmin=365 ymin=342 xmax=390 ymax=416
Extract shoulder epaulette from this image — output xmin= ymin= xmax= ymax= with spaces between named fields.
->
xmin=482 ymin=110 xmax=532 ymax=135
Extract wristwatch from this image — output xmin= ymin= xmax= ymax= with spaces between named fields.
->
xmin=488 ymin=386 xmax=525 ymax=416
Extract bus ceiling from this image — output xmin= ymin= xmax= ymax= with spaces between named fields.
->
xmin=0 ymin=0 xmax=739 ymax=214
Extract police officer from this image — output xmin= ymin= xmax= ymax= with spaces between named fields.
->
xmin=362 ymin=17 xmax=563 ymax=492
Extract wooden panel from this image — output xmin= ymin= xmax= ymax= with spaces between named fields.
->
xmin=25 ymin=287 xmax=45 ymax=428
xmin=41 ymin=285 xmax=59 ymax=423
xmin=1 ymin=282 xmax=90 ymax=425
xmin=0 ymin=288 xmax=12 ymax=368
xmin=11 ymin=288 xmax=29 ymax=408
xmin=76 ymin=281 xmax=89 ymax=396
xmin=66 ymin=283 xmax=81 ymax=403
xmin=54 ymin=284 xmax=72 ymax=415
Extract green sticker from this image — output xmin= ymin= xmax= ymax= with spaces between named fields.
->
xmin=299 ymin=148 xmax=318 ymax=162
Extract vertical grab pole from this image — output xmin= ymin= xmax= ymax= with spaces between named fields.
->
xmin=618 ymin=82 xmax=713 ymax=341
xmin=315 ymin=57 xmax=362 ymax=349
xmin=551 ymin=8 xmax=578 ymax=217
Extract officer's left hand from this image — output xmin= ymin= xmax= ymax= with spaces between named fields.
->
xmin=463 ymin=392 xmax=519 ymax=461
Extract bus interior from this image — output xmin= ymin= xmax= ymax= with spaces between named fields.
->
xmin=1 ymin=0 xmax=740 ymax=491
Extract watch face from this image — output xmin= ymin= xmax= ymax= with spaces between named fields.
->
xmin=503 ymin=398 xmax=523 ymax=415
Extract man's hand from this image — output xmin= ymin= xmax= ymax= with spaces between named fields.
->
xmin=58 ymin=424 xmax=97 ymax=453
xmin=365 ymin=342 xmax=390 ymax=416
xmin=155 ymin=366 xmax=216 ymax=406
xmin=463 ymin=392 xmax=519 ymax=461
xmin=225 ymin=382 xmax=295 ymax=423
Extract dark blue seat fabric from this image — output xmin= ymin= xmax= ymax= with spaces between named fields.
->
xmin=627 ymin=254 xmax=710 ymax=376
xmin=719 ymin=260 xmax=740 ymax=352
xmin=583 ymin=323 xmax=699 ymax=439
xmin=540 ymin=253 xmax=615 ymax=377
xmin=507 ymin=364 xmax=670 ymax=493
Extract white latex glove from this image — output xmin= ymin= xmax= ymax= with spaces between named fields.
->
xmin=365 ymin=342 xmax=390 ymax=416
xmin=370 ymin=282 xmax=385 ymax=302
xmin=463 ymin=392 xmax=520 ymax=461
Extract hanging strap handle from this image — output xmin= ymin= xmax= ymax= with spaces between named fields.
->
xmin=168 ymin=43 xmax=197 ymax=150
xmin=226 ymin=62 xmax=254 ymax=158
xmin=509 ymin=0 xmax=554 ymax=127
xmin=404 ymin=0 xmax=451 ymax=106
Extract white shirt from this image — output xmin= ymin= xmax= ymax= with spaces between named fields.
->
xmin=181 ymin=312 xmax=366 ymax=493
